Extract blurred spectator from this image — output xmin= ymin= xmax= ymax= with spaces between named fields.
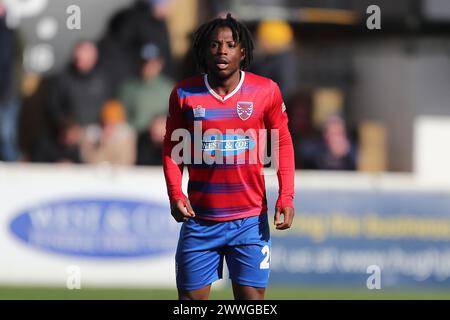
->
xmin=149 ymin=0 xmax=173 ymax=20
xmin=31 ymin=73 xmax=82 ymax=163
xmin=119 ymin=42 xmax=173 ymax=134
xmin=207 ymin=0 xmax=232 ymax=18
xmin=18 ymin=75 xmax=53 ymax=161
xmin=299 ymin=114 xmax=357 ymax=171
xmin=136 ymin=114 xmax=166 ymax=166
xmin=32 ymin=116 xmax=82 ymax=164
xmin=99 ymin=0 xmax=174 ymax=80
xmin=97 ymin=10 xmax=139 ymax=96
xmin=49 ymin=40 xmax=113 ymax=128
xmin=178 ymin=32 xmax=198 ymax=79
xmin=250 ymin=20 xmax=298 ymax=99
xmin=33 ymin=40 xmax=113 ymax=163
xmin=0 ymin=3 xmax=22 ymax=161
xmin=141 ymin=0 xmax=174 ymax=77
xmin=80 ymin=100 xmax=136 ymax=166
xmin=286 ymin=92 xmax=313 ymax=168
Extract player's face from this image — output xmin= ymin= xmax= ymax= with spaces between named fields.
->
xmin=205 ymin=26 xmax=244 ymax=80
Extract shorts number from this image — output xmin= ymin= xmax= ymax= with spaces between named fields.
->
xmin=260 ymin=245 xmax=270 ymax=269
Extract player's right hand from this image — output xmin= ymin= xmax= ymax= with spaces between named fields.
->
xmin=170 ymin=199 xmax=196 ymax=223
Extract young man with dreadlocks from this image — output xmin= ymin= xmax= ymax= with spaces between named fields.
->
xmin=163 ymin=14 xmax=295 ymax=300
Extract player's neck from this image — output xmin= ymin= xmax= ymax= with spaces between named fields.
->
xmin=207 ymin=70 xmax=241 ymax=96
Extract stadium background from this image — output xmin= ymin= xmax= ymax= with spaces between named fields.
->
xmin=1 ymin=0 xmax=450 ymax=299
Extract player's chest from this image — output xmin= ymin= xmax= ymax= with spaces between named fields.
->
xmin=183 ymin=95 xmax=265 ymax=131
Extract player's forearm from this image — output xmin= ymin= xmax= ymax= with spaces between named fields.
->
xmin=163 ymin=142 xmax=186 ymax=202
xmin=275 ymin=126 xmax=295 ymax=208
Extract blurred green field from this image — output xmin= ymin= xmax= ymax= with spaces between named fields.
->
xmin=1 ymin=286 xmax=450 ymax=300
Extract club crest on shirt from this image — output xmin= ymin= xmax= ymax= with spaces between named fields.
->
xmin=237 ymin=102 xmax=253 ymax=120
xmin=193 ymin=105 xmax=206 ymax=118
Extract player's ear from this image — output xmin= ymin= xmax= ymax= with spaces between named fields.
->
xmin=240 ymin=48 xmax=245 ymax=61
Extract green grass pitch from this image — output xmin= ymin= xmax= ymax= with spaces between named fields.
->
xmin=1 ymin=286 xmax=450 ymax=300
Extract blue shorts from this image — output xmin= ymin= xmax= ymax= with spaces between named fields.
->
xmin=176 ymin=212 xmax=271 ymax=291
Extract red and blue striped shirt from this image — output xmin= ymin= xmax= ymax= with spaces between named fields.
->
xmin=163 ymin=71 xmax=295 ymax=221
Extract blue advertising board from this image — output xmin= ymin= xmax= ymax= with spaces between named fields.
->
xmin=10 ymin=198 xmax=179 ymax=258
xmin=267 ymin=189 xmax=450 ymax=288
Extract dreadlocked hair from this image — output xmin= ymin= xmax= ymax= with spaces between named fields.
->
xmin=192 ymin=13 xmax=254 ymax=73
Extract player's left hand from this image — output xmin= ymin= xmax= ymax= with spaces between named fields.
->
xmin=274 ymin=206 xmax=295 ymax=230
xmin=170 ymin=199 xmax=196 ymax=223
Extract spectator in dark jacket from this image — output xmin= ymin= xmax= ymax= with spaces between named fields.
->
xmin=99 ymin=0 xmax=174 ymax=82
xmin=34 ymin=40 xmax=113 ymax=163
xmin=49 ymin=40 xmax=113 ymax=128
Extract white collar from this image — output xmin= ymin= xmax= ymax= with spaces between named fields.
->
xmin=204 ymin=71 xmax=245 ymax=102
